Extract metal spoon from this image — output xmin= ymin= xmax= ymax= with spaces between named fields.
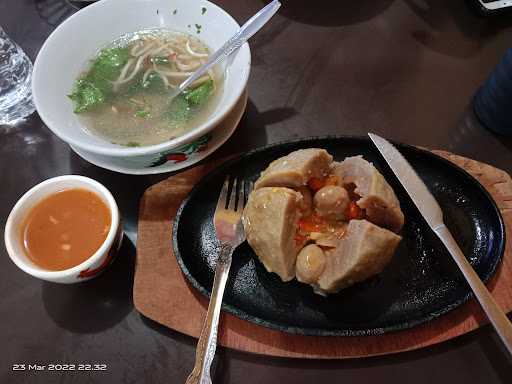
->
xmin=168 ymin=0 xmax=281 ymax=102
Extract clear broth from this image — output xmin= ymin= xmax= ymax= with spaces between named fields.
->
xmin=75 ymin=29 xmax=222 ymax=147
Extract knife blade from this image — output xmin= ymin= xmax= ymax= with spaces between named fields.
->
xmin=368 ymin=132 xmax=512 ymax=356
xmin=368 ymin=133 xmax=444 ymax=231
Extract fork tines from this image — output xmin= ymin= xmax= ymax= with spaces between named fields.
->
xmin=217 ymin=175 xmax=242 ymax=211
xmin=216 ymin=176 xmax=252 ymax=213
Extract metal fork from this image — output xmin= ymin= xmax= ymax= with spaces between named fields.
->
xmin=185 ymin=177 xmax=250 ymax=384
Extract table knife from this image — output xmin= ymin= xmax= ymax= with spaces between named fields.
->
xmin=368 ymin=133 xmax=512 ymax=355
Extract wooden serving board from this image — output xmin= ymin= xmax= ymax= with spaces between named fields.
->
xmin=134 ymin=150 xmax=512 ymax=359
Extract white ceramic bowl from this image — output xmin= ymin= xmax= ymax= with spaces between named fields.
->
xmin=32 ymin=0 xmax=250 ymax=173
xmin=4 ymin=176 xmax=122 ymax=284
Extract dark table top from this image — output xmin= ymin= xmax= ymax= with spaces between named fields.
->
xmin=2 ymin=0 xmax=512 ymax=383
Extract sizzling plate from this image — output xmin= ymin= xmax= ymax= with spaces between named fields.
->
xmin=173 ymin=137 xmax=505 ymax=336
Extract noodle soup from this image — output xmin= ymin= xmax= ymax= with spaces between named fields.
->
xmin=69 ymin=29 xmax=221 ymax=147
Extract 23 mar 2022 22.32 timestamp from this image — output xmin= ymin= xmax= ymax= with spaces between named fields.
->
xmin=12 ymin=363 xmax=108 ymax=372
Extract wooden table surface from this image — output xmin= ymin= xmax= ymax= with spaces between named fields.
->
xmin=1 ymin=0 xmax=512 ymax=383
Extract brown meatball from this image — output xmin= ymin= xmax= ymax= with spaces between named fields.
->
xmin=296 ymin=244 xmax=326 ymax=284
xmin=313 ymin=185 xmax=350 ymax=221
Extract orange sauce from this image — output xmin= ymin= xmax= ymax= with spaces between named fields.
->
xmin=298 ymin=213 xmax=329 ymax=233
xmin=307 ymin=175 xmax=339 ymax=192
xmin=20 ymin=188 xmax=111 ymax=271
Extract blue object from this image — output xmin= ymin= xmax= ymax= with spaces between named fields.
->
xmin=473 ymin=48 xmax=512 ymax=135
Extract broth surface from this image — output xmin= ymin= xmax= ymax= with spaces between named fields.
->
xmin=21 ymin=189 xmax=111 ymax=271
xmin=70 ymin=29 xmax=222 ymax=147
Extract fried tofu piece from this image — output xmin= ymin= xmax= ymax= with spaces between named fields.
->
xmin=332 ymin=156 xmax=404 ymax=233
xmin=242 ymin=187 xmax=302 ymax=281
xmin=254 ymin=148 xmax=333 ymax=190
xmin=316 ymin=219 xmax=401 ymax=294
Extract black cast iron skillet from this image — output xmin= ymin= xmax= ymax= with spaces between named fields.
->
xmin=173 ymin=137 xmax=505 ymax=336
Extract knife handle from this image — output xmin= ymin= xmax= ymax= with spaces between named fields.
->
xmin=434 ymin=224 xmax=512 ymax=354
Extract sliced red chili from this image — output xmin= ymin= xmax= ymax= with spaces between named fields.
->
xmin=346 ymin=201 xmax=363 ymax=220
xmin=307 ymin=177 xmax=325 ymax=192
xmin=294 ymin=233 xmax=307 ymax=247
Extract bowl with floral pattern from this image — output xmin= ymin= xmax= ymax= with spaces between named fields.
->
xmin=32 ymin=0 xmax=251 ymax=174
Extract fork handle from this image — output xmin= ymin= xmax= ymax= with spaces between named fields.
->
xmin=185 ymin=243 xmax=233 ymax=384
xmin=435 ymin=225 xmax=512 ymax=355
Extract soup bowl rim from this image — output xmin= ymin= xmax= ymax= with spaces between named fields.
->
xmin=4 ymin=175 xmax=120 ymax=282
xmin=32 ymin=0 xmax=251 ymax=158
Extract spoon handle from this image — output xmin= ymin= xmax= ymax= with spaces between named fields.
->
xmin=177 ymin=0 xmax=281 ymax=93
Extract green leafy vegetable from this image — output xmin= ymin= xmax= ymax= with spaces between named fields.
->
xmin=167 ymin=95 xmax=191 ymax=123
xmin=166 ymin=80 xmax=213 ymax=124
xmin=126 ymin=141 xmax=141 ymax=147
xmin=124 ymin=70 xmax=166 ymax=98
xmin=173 ymin=9 xmax=178 ymax=15
xmin=90 ymin=47 xmax=130 ymax=82
xmin=151 ymin=56 xmax=169 ymax=65
xmin=68 ymin=79 xmax=107 ymax=113
xmin=184 ymin=80 xmax=213 ymax=105
xmin=125 ymin=73 xmax=144 ymax=96
xmin=134 ymin=109 xmax=151 ymax=119
xmin=69 ymin=47 xmax=130 ymax=113
xmin=143 ymin=72 xmax=166 ymax=92
xmin=201 ymin=7 xmax=207 ymax=15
